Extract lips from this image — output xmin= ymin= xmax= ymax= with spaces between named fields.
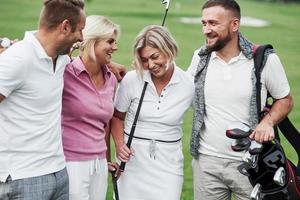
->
xmin=151 ymin=67 xmax=160 ymax=74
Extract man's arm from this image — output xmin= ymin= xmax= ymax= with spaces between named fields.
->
xmin=250 ymin=93 xmax=293 ymax=142
xmin=107 ymin=62 xmax=127 ymax=82
xmin=0 ymin=93 xmax=5 ymax=102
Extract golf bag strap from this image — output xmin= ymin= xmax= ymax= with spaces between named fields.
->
xmin=279 ymin=118 xmax=300 ymax=170
xmin=253 ymin=44 xmax=280 ymax=141
xmin=253 ymin=44 xmax=273 ymax=121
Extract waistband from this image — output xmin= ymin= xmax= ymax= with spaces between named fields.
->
xmin=124 ymin=132 xmax=181 ymax=143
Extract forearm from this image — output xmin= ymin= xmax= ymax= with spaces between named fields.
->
xmin=111 ymin=116 xmax=125 ymax=148
xmin=261 ymin=94 xmax=293 ymax=127
xmin=105 ymin=122 xmax=112 ymax=162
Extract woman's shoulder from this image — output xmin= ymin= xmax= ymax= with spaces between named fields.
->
xmin=174 ymin=65 xmax=194 ymax=85
xmin=121 ymin=69 xmax=141 ymax=84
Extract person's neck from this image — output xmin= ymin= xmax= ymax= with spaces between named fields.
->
xmin=151 ymin=64 xmax=174 ymax=95
xmin=36 ymin=29 xmax=58 ymax=60
xmin=216 ymin=37 xmax=240 ymax=63
xmin=81 ymin=54 xmax=103 ymax=78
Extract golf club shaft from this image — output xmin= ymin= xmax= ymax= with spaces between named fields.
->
xmin=111 ymin=171 xmax=120 ymax=200
xmin=161 ymin=8 xmax=168 ymax=26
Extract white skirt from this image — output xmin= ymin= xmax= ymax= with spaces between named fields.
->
xmin=117 ymin=135 xmax=184 ymax=200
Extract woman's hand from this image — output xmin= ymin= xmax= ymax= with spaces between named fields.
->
xmin=108 ymin=162 xmax=121 ymax=179
xmin=116 ymin=143 xmax=135 ymax=163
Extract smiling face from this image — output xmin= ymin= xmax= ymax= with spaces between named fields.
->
xmin=201 ymin=6 xmax=239 ymax=52
xmin=140 ymin=46 xmax=172 ymax=78
xmin=94 ymin=33 xmax=118 ymax=65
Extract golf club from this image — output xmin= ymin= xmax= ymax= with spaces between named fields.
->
xmin=161 ymin=0 xmax=170 ymax=26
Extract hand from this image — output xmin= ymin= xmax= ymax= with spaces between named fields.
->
xmin=108 ymin=162 xmax=121 ymax=179
xmin=116 ymin=143 xmax=135 ymax=163
xmin=0 ymin=38 xmax=18 ymax=53
xmin=249 ymin=117 xmax=275 ymax=143
xmin=107 ymin=62 xmax=127 ymax=82
xmin=0 ymin=46 xmax=5 ymax=54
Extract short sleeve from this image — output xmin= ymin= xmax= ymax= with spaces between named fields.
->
xmin=0 ymin=50 xmax=26 ymax=97
xmin=186 ymin=48 xmax=201 ymax=77
xmin=262 ymin=53 xmax=290 ymax=99
xmin=114 ymin=71 xmax=136 ymax=112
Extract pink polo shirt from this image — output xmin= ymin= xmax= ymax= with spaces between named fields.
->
xmin=62 ymin=57 xmax=117 ymax=161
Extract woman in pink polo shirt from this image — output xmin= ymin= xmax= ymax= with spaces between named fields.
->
xmin=61 ymin=15 xmax=119 ymax=200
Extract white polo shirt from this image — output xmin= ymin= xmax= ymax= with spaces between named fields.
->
xmin=187 ymin=50 xmax=290 ymax=160
xmin=0 ymin=31 xmax=69 ymax=181
xmin=115 ymin=66 xmax=194 ymax=141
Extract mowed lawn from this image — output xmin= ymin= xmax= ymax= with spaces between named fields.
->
xmin=0 ymin=0 xmax=300 ymax=199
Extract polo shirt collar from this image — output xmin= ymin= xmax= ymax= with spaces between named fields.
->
xmin=72 ymin=57 xmax=112 ymax=78
xmin=24 ymin=31 xmax=51 ymax=60
xmin=211 ymin=51 xmax=247 ymax=63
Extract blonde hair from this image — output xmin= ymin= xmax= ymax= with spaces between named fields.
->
xmin=133 ymin=25 xmax=178 ymax=77
xmin=79 ymin=15 xmax=120 ymax=61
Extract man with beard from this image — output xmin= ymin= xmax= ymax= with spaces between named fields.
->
xmin=187 ymin=0 xmax=293 ymax=199
xmin=0 ymin=0 xmax=85 ymax=199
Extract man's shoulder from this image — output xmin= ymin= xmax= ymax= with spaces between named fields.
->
xmin=0 ymin=41 xmax=33 ymax=67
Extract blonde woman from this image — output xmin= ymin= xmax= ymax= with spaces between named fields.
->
xmin=112 ymin=25 xmax=194 ymax=200
xmin=61 ymin=15 xmax=119 ymax=200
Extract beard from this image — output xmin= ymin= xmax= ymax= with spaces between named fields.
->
xmin=206 ymin=31 xmax=232 ymax=52
xmin=57 ymin=43 xmax=73 ymax=56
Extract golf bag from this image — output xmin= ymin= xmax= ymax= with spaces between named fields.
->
xmin=228 ymin=45 xmax=300 ymax=200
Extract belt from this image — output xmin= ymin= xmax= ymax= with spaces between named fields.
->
xmin=124 ymin=132 xmax=181 ymax=143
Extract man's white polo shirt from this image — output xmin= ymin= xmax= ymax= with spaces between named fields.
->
xmin=0 ymin=31 xmax=69 ymax=181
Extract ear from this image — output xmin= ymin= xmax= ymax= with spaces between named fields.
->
xmin=60 ymin=19 xmax=71 ymax=34
xmin=231 ymin=18 xmax=240 ymax=32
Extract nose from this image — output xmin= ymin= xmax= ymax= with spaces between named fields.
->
xmin=78 ymin=32 xmax=83 ymax=42
xmin=203 ymin=24 xmax=212 ymax=35
xmin=112 ymin=42 xmax=118 ymax=51
xmin=147 ymin=59 xmax=155 ymax=69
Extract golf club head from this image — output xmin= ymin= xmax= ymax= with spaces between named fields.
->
xmin=250 ymin=183 xmax=262 ymax=200
xmin=0 ymin=37 xmax=12 ymax=48
xmin=226 ymin=122 xmax=252 ymax=139
xmin=242 ymin=151 xmax=259 ymax=168
xmin=273 ymin=167 xmax=286 ymax=186
xmin=161 ymin=0 xmax=170 ymax=9
xmin=249 ymin=141 xmax=263 ymax=155
xmin=231 ymin=138 xmax=251 ymax=152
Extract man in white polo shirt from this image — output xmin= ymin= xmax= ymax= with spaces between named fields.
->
xmin=0 ymin=0 xmax=85 ymax=199
xmin=188 ymin=0 xmax=293 ymax=200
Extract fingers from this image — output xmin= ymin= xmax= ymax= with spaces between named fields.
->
xmin=108 ymin=162 xmax=118 ymax=172
xmin=117 ymin=144 xmax=134 ymax=162
xmin=251 ymin=127 xmax=275 ymax=143
xmin=108 ymin=162 xmax=122 ymax=179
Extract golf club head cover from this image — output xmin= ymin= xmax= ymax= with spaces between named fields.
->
xmin=226 ymin=122 xmax=252 ymax=139
xmin=231 ymin=138 xmax=251 ymax=152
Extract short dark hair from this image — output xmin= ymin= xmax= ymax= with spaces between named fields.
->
xmin=39 ymin=0 xmax=85 ymax=32
xmin=202 ymin=0 xmax=241 ymax=19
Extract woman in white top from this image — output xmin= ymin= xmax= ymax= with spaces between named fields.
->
xmin=112 ymin=25 xmax=194 ymax=200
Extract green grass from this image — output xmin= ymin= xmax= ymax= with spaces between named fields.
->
xmin=1 ymin=0 xmax=300 ymax=199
